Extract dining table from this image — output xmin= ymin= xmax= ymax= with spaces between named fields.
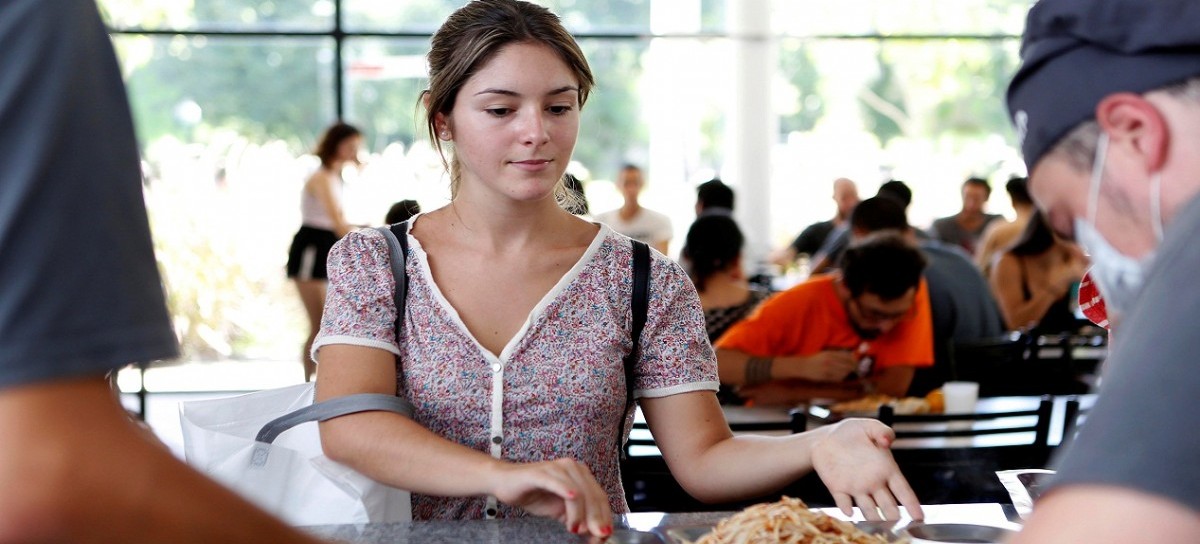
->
xmin=626 ymin=394 xmax=1096 ymax=457
xmin=304 ymin=502 xmax=1024 ymax=543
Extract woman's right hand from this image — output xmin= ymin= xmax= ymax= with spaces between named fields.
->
xmin=487 ymin=458 xmax=613 ymax=537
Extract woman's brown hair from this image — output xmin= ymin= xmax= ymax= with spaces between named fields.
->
xmin=422 ymin=0 xmax=595 ymax=204
xmin=314 ymin=122 xmax=361 ymax=169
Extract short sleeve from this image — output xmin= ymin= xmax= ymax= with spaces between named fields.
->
xmin=655 ymin=214 xmax=674 ymax=245
xmin=1047 ymin=203 xmax=1200 ymax=512
xmin=0 ymin=0 xmax=179 ymax=388
xmin=632 ymin=255 xmax=719 ymax=398
xmin=311 ymin=229 xmax=402 ymax=361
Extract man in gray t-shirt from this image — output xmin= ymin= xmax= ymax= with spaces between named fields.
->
xmin=0 ymin=1 xmax=321 ymax=541
xmin=1004 ymin=0 xmax=1200 ymax=541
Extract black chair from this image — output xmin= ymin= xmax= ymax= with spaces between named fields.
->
xmin=878 ymin=397 xmax=1055 ymax=504
xmin=1060 ymin=395 xmax=1090 ymax=450
xmin=952 ymin=335 xmax=1093 ymax=397
xmin=621 ymin=408 xmax=818 ymax=512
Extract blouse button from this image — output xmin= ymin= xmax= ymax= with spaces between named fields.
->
xmin=486 ymin=507 xmax=498 ymax=517
xmin=492 ymin=362 xmax=502 ymax=373
xmin=491 ymin=435 xmax=502 ymax=445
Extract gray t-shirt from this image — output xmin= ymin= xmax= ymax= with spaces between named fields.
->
xmin=908 ymin=240 xmax=1005 ymax=396
xmin=1048 ymin=192 xmax=1200 ymax=513
xmin=0 ymin=0 xmax=178 ymax=389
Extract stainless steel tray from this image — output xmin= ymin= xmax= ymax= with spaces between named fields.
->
xmin=900 ymin=522 xmax=1017 ymax=543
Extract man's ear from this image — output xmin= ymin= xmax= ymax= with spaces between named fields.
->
xmin=1096 ymin=93 xmax=1170 ymax=173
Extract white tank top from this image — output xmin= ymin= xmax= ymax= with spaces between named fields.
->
xmin=300 ymin=169 xmax=342 ymax=231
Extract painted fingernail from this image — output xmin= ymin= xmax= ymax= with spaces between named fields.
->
xmin=602 ymin=526 xmax=613 ymax=536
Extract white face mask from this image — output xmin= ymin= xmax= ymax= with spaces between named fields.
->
xmin=1073 ymin=133 xmax=1162 ymax=316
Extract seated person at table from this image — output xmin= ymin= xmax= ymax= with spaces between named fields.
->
xmin=989 ymin=212 xmax=1088 ymax=335
xmin=715 ymin=233 xmax=934 ymax=405
xmin=682 ymin=214 xmax=772 ymax=405
xmin=847 ymin=197 xmax=1005 ymax=396
xmin=770 ymin=177 xmax=858 ymax=267
xmin=975 ymin=177 xmax=1035 ymax=278
xmin=927 ymin=177 xmax=1004 ymax=255
xmin=682 ymin=214 xmax=771 ymax=343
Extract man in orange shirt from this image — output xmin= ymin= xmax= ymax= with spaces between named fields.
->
xmin=715 ymin=232 xmax=934 ymax=405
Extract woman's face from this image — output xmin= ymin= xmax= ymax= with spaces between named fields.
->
xmin=336 ymin=135 xmax=362 ymax=163
xmin=438 ymin=42 xmax=581 ymax=203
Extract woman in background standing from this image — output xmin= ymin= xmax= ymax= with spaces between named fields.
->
xmin=286 ymin=122 xmax=361 ymax=381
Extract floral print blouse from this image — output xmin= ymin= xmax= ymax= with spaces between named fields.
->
xmin=313 ymin=218 xmax=718 ymax=519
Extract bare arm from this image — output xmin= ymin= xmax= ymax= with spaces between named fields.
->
xmin=989 ymin=254 xmax=1065 ymax=331
xmin=715 ymin=348 xmax=856 ymax=386
xmin=315 ymin=344 xmax=612 ymax=536
xmin=0 ymin=377 xmax=325 ymax=543
xmin=653 ymin=240 xmax=670 ymax=255
xmin=736 ymin=366 xmax=913 ymax=406
xmin=308 ymin=170 xmax=353 ymax=237
xmin=768 ymin=246 xmax=799 ymax=267
xmin=640 ymin=391 xmax=922 ymax=521
xmin=1012 ymin=486 xmax=1200 ymax=543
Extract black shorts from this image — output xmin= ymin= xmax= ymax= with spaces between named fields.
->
xmin=286 ymin=226 xmax=339 ymax=280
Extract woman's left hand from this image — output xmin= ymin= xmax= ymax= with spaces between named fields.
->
xmin=810 ymin=418 xmax=924 ymax=521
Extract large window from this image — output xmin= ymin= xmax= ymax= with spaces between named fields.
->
xmin=100 ymin=0 xmax=1032 ymax=365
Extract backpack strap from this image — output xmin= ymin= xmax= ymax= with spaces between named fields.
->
xmin=619 ymin=240 xmax=652 ymax=459
xmin=377 ymin=222 xmax=410 ymax=340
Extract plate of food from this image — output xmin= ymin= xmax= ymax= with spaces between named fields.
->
xmin=662 ymin=496 xmax=907 ymax=543
xmin=812 ymin=389 xmax=946 ymax=419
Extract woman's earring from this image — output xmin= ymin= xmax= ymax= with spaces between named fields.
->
xmin=440 ymin=130 xmax=450 ymax=140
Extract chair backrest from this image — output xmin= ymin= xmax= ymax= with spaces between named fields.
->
xmin=622 ymin=408 xmax=807 ymax=457
xmin=953 ymin=334 xmax=1094 ymax=396
xmin=1060 ymin=395 xmax=1089 ymax=449
xmin=878 ymin=397 xmax=1055 ymax=504
xmin=878 ymin=396 xmax=1053 ymax=448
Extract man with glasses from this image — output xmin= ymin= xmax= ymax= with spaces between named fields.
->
xmin=714 ymin=233 xmax=933 ymax=405
xmin=1004 ymin=0 xmax=1200 ymax=541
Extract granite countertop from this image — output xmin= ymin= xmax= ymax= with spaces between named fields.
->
xmin=305 ymin=512 xmax=730 ymax=544
xmin=304 ymin=504 xmax=1022 ymax=543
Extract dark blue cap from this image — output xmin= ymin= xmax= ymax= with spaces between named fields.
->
xmin=1006 ymin=0 xmax=1200 ymax=171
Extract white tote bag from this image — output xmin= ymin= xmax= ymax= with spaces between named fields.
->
xmin=179 ymin=382 xmax=414 ymax=526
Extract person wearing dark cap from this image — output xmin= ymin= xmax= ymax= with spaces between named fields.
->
xmin=0 ymin=1 xmax=324 ymax=541
xmin=1005 ymin=0 xmax=1200 ymax=541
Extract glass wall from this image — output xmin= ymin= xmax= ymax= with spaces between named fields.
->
xmin=100 ymin=0 xmax=1032 ymax=365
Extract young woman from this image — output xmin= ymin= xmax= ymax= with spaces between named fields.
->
xmin=286 ymin=123 xmax=361 ymax=381
xmin=682 ymin=214 xmax=772 ymax=344
xmin=312 ymin=0 xmax=921 ymax=537
xmin=989 ymin=212 xmax=1088 ymax=334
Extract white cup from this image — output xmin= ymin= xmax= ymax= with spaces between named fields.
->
xmin=942 ymin=381 xmax=980 ymax=414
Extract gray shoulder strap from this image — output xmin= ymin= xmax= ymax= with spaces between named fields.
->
xmin=256 ymin=394 xmax=414 ymax=444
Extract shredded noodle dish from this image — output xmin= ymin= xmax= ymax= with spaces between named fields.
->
xmin=683 ymin=497 xmax=905 ymax=544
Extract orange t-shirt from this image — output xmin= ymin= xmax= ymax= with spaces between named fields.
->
xmin=715 ymin=274 xmax=934 ymax=370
